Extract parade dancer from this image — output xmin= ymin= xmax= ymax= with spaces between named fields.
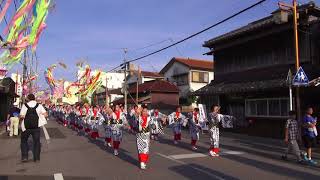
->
xmin=187 ymin=108 xmax=204 ymax=150
xmin=208 ymin=105 xmax=235 ymax=156
xmin=128 ymin=105 xmax=139 ymax=133
xmin=89 ymin=106 xmax=104 ymax=140
xmin=83 ymin=104 xmax=91 ymax=135
xmin=102 ymin=107 xmax=113 ymax=147
xmin=75 ymin=105 xmax=84 ymax=133
xmin=208 ymin=105 xmax=222 ymax=156
xmin=150 ymin=107 xmax=166 ymax=140
xmin=136 ymin=107 xmax=151 ymax=169
xmin=168 ymin=107 xmax=187 ymax=144
xmin=110 ymin=105 xmax=127 ymax=156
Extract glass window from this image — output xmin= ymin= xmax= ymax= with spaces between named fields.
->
xmin=269 ymin=99 xmax=280 ymax=116
xmin=245 ymin=98 xmax=289 ymax=117
xmin=246 ymin=101 xmax=257 ymax=116
xmin=203 ymin=73 xmax=209 ymax=83
xmin=280 ymin=99 xmax=289 ymax=116
xmin=192 ymin=71 xmax=209 ymax=83
xmin=192 ymin=72 xmax=200 ymax=82
xmin=257 ymin=100 xmax=268 ymax=116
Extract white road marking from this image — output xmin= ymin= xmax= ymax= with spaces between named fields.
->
xmin=167 ymin=150 xmax=245 ymax=160
xmin=222 ymin=151 xmax=244 ymax=155
xmin=169 ymin=153 xmax=207 ymax=159
xmin=157 ymin=153 xmax=225 ymax=180
xmin=53 ymin=173 xmax=64 ymax=180
xmin=42 ymin=126 xmax=50 ymax=143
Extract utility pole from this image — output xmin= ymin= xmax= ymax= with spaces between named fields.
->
xmin=105 ymin=73 xmax=109 ymax=107
xmin=292 ymin=0 xmax=301 ymax=121
xmin=123 ymin=48 xmax=128 ymax=112
xmin=279 ymin=0 xmax=301 ymax=119
xmin=136 ymin=65 xmax=140 ymax=105
xmin=21 ymin=51 xmax=27 ymax=104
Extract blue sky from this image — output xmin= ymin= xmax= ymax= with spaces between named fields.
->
xmin=6 ymin=0 xmax=319 ymax=85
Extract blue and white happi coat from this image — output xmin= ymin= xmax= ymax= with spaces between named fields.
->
xmin=109 ymin=112 xmax=127 ymax=142
xmin=187 ymin=112 xmax=205 ymax=141
xmin=149 ymin=111 xmax=166 ymax=135
xmin=136 ymin=116 xmax=151 ymax=154
xmin=168 ymin=112 xmax=187 ymax=134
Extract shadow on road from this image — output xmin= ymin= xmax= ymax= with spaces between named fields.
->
xmin=224 ymin=154 xmax=320 ymax=179
xmin=87 ymin=137 xmax=139 ymax=168
xmin=169 ymin=163 xmax=239 ymax=180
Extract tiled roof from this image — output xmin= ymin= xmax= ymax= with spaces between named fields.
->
xmin=160 ymin=57 xmax=213 ymax=74
xmin=128 ymin=80 xmax=179 ymax=94
xmin=204 ymin=2 xmax=320 ymax=48
xmin=192 ymin=64 xmax=320 ymax=95
xmin=141 ymin=71 xmax=163 ymax=78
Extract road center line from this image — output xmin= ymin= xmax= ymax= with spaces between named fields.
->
xmin=53 ymin=173 xmax=64 ymax=180
xmin=156 ymin=152 xmax=225 ymax=180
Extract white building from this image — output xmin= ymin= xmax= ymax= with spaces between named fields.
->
xmin=160 ymin=57 xmax=214 ymax=102
xmin=11 ymin=73 xmax=22 ymax=105
xmin=127 ymin=71 xmax=163 ymax=85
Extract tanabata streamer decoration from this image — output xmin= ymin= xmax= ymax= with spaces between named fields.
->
xmin=65 ymin=64 xmax=103 ymax=99
xmin=0 ymin=0 xmax=51 ymax=67
xmin=44 ymin=64 xmax=56 ymax=95
xmin=22 ymin=73 xmax=38 ymax=95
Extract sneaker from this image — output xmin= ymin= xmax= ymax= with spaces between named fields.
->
xmin=107 ymin=143 xmax=112 ymax=147
xmin=209 ymin=151 xmax=217 ymax=157
xmin=114 ymin=149 xmax=119 ymax=156
xmin=308 ymin=159 xmax=317 ymax=165
xmin=302 ymin=153 xmax=308 ymax=161
xmin=192 ymin=146 xmax=198 ymax=151
xmin=140 ymin=162 xmax=147 ymax=169
xmin=174 ymin=140 xmax=178 ymax=145
xmin=281 ymin=155 xmax=288 ymax=161
xmin=21 ymin=158 xmax=28 ymax=163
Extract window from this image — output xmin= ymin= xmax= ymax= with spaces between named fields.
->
xmin=192 ymin=71 xmax=209 ymax=83
xmin=192 ymin=72 xmax=200 ymax=82
xmin=245 ymin=98 xmax=290 ymax=117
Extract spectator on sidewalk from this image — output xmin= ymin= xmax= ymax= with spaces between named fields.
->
xmin=7 ymin=102 xmax=21 ymax=137
xmin=302 ymin=107 xmax=317 ymax=165
xmin=19 ymin=94 xmax=48 ymax=163
xmin=281 ymin=110 xmax=303 ymax=163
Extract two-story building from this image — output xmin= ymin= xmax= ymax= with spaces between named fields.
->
xmin=127 ymin=71 xmax=164 ymax=86
xmin=160 ymin=57 xmax=214 ymax=104
xmin=193 ymin=2 xmax=320 ymax=138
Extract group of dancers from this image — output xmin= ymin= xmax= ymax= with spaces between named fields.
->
xmin=49 ymin=103 xmax=229 ymax=169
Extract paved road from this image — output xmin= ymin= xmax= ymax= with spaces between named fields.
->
xmin=0 ymin=120 xmax=319 ymax=180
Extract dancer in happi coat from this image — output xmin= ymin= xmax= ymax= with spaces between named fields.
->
xmin=208 ymin=105 xmax=234 ymax=157
xmin=110 ymin=105 xmax=127 ymax=156
xmin=83 ymin=104 xmax=92 ymax=135
xmin=89 ymin=106 xmax=104 ymax=140
xmin=102 ymin=107 xmax=113 ymax=147
xmin=136 ymin=107 xmax=152 ymax=169
xmin=64 ymin=105 xmax=71 ymax=127
xmin=75 ymin=105 xmax=84 ymax=133
xmin=168 ymin=107 xmax=187 ymax=144
xmin=186 ymin=108 xmax=204 ymax=150
xmin=150 ymin=107 xmax=166 ymax=140
xmin=128 ymin=105 xmax=139 ymax=133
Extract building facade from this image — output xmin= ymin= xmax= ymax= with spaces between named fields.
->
xmin=127 ymin=71 xmax=163 ymax=86
xmin=193 ymin=2 xmax=320 ymax=138
xmin=160 ymin=57 xmax=214 ymax=104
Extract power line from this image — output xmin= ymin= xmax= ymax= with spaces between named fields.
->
xmin=107 ymin=0 xmax=267 ymax=72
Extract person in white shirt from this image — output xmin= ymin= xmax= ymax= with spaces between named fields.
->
xmin=19 ymin=94 xmax=48 ymax=163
